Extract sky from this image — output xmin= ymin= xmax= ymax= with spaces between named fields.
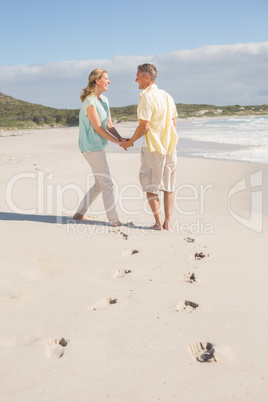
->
xmin=0 ymin=0 xmax=268 ymax=108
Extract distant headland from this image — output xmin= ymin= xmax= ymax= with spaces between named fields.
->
xmin=0 ymin=91 xmax=267 ymax=130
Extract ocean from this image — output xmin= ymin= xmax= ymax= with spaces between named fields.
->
xmin=177 ymin=116 xmax=268 ymax=164
xmin=111 ymin=116 xmax=268 ymax=164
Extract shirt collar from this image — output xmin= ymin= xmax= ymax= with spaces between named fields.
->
xmin=140 ymin=84 xmax=157 ymax=96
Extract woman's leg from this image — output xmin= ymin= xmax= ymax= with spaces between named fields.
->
xmin=75 ymin=150 xmax=120 ymax=224
xmin=75 ymin=154 xmax=102 ymax=218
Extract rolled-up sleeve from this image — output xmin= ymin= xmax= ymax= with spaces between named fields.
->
xmin=138 ymin=94 xmax=153 ymax=121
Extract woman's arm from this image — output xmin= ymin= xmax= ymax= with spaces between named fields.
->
xmin=106 ymin=114 xmax=122 ymax=141
xmin=87 ymin=106 xmax=121 ymax=145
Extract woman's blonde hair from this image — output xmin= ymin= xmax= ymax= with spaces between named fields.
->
xmin=80 ymin=69 xmax=107 ymax=102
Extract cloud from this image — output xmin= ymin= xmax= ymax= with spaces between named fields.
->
xmin=0 ymin=42 xmax=268 ymax=108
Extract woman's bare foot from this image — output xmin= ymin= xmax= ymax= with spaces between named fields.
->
xmin=163 ymin=220 xmax=171 ymax=230
xmin=110 ymin=221 xmax=123 ymax=227
xmin=72 ymin=213 xmax=95 ymax=220
xmin=151 ymin=223 xmax=163 ymax=231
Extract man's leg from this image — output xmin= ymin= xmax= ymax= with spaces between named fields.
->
xmin=146 ymin=192 xmax=163 ymax=230
xmin=162 ymin=150 xmax=177 ymax=230
xmin=163 ymin=191 xmax=174 ymax=230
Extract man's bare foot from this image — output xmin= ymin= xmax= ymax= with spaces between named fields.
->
xmin=72 ymin=213 xmax=95 ymax=220
xmin=163 ymin=221 xmax=171 ymax=230
xmin=151 ymin=223 xmax=163 ymax=231
xmin=110 ymin=221 xmax=123 ymax=227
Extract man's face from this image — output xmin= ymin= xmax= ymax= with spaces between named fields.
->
xmin=135 ymin=70 xmax=149 ymax=90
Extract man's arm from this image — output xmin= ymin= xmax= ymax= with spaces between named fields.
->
xmin=122 ymin=120 xmax=149 ymax=148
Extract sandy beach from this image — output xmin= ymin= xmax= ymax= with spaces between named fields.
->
xmin=0 ymin=125 xmax=268 ymax=402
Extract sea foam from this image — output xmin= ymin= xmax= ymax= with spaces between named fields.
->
xmin=179 ymin=116 xmax=268 ymax=163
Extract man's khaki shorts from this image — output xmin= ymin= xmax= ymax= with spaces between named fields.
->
xmin=139 ymin=147 xmax=177 ymax=194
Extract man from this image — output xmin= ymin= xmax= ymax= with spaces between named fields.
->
xmin=122 ymin=64 xmax=178 ymax=230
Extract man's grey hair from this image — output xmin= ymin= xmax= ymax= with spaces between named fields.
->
xmin=137 ymin=64 xmax=158 ymax=82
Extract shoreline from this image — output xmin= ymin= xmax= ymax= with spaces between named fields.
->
xmin=1 ymin=117 xmax=268 ymax=166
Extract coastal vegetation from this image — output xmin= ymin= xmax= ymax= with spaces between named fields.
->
xmin=0 ymin=91 xmax=267 ymax=130
xmin=0 ymin=92 xmax=78 ymax=129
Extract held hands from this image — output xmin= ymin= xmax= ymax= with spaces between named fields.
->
xmin=119 ymin=141 xmax=128 ymax=151
xmin=120 ymin=138 xmax=133 ymax=149
xmin=119 ymin=138 xmax=133 ymax=151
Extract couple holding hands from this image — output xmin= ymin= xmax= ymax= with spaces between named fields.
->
xmin=73 ymin=64 xmax=178 ymax=231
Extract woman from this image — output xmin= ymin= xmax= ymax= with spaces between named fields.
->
xmin=73 ymin=69 xmax=126 ymax=226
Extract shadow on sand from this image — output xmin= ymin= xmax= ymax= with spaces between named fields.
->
xmin=0 ymin=212 xmax=152 ymax=230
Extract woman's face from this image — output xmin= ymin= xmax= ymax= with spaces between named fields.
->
xmin=96 ymin=73 xmax=111 ymax=92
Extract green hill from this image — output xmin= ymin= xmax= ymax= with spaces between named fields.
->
xmin=0 ymin=92 xmax=267 ymax=130
xmin=0 ymin=92 xmax=79 ymax=129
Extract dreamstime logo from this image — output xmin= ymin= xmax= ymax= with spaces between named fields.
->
xmin=228 ymin=170 xmax=263 ymax=232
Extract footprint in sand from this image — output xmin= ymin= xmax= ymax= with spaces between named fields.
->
xmin=122 ymin=249 xmax=139 ymax=256
xmin=109 ymin=228 xmax=128 ymax=240
xmin=90 ymin=298 xmax=117 ymax=311
xmin=46 ymin=338 xmax=68 ymax=359
xmin=189 ymin=342 xmax=218 ymax=363
xmin=184 ymin=237 xmax=195 ymax=243
xmin=179 ymin=272 xmax=198 ymax=283
xmin=176 ymin=300 xmax=199 ymax=313
xmin=113 ymin=269 xmax=132 ymax=278
xmin=194 ymin=252 xmax=206 ymax=260
xmin=120 ymin=233 xmax=128 ymax=240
